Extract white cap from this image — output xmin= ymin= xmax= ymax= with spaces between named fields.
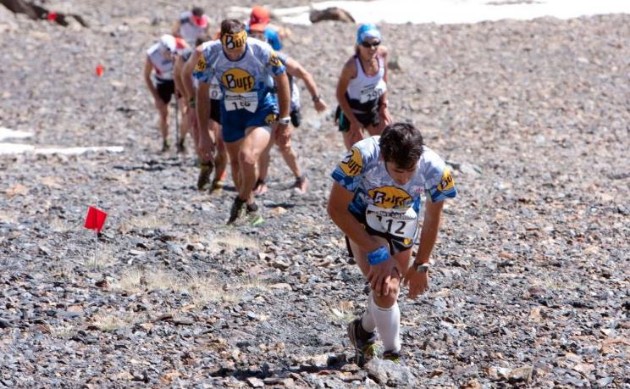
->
xmin=159 ymin=34 xmax=176 ymax=52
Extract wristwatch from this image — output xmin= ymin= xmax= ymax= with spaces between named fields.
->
xmin=414 ymin=262 xmax=430 ymax=273
xmin=277 ymin=117 xmax=291 ymax=125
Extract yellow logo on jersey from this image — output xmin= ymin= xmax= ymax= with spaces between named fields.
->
xmin=368 ymin=186 xmax=412 ymax=209
xmin=269 ymin=52 xmax=282 ymax=67
xmin=339 ymin=147 xmax=363 ymax=177
xmin=194 ymin=54 xmax=206 ymax=72
xmin=437 ymin=168 xmax=455 ymax=192
xmin=265 ymin=113 xmax=277 ymax=124
xmin=221 ymin=68 xmax=255 ymax=93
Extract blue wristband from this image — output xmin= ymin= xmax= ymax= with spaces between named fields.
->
xmin=367 ymin=246 xmax=390 ymax=266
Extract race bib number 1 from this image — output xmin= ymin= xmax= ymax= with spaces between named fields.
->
xmin=365 ymin=204 xmax=419 ymax=239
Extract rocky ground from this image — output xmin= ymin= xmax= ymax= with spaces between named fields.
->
xmin=0 ymin=1 xmax=628 ymax=387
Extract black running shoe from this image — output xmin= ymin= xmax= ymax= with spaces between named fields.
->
xmin=245 ymin=202 xmax=264 ymax=227
xmin=347 ymin=318 xmax=378 ymax=367
xmin=382 ymin=350 xmax=401 ymax=364
xmin=197 ymin=161 xmax=214 ymax=190
xmin=227 ymin=196 xmax=246 ymax=225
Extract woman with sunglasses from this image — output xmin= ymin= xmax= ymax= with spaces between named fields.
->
xmin=336 ymin=24 xmax=392 ymax=150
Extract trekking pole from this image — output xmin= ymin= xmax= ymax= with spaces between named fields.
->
xmin=174 ymin=97 xmax=180 ymax=149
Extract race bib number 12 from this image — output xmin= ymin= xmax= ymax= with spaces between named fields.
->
xmin=365 ymin=204 xmax=419 ymax=239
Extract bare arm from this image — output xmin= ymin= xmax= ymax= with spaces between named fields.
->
xmin=415 ymin=199 xmax=444 ymax=265
xmin=143 ymin=57 xmax=158 ymax=99
xmin=182 ymin=52 xmax=197 ymax=101
xmin=336 ymin=58 xmax=360 ymax=125
xmin=173 ymin=56 xmax=185 ymax=99
xmin=327 ymin=182 xmax=383 ymax=253
xmin=378 ymin=47 xmax=392 ymax=125
xmin=171 ymin=20 xmax=182 ymax=37
xmin=404 ymin=198 xmax=444 ymax=299
xmin=273 ymin=72 xmax=291 ymax=120
xmin=285 ymin=57 xmax=327 ymax=112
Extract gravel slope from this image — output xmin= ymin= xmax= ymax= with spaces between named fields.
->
xmin=0 ymin=1 xmax=628 ymax=387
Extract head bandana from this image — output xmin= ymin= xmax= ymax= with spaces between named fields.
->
xmin=356 ymin=24 xmax=382 ymax=45
xmin=221 ymin=30 xmax=247 ymax=50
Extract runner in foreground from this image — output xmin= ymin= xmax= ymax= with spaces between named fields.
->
xmin=327 ymin=122 xmax=457 ymax=365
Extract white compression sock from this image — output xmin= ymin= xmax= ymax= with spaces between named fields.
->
xmin=361 ymin=292 xmax=377 ymax=332
xmin=368 ymin=295 xmax=401 ymax=353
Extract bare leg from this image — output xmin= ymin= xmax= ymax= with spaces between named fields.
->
xmin=342 ymin=128 xmax=364 ymax=150
xmin=224 ymin=140 xmax=242 ymax=192
xmin=366 ymin=123 xmax=383 ymax=137
xmin=238 ymin=126 xmax=271 ymax=204
xmin=177 ymin=97 xmax=190 ymax=151
xmin=212 ymin=122 xmax=228 ymax=186
xmin=276 ymin=127 xmax=301 ymax=178
xmin=156 ymin=99 xmax=169 ymax=149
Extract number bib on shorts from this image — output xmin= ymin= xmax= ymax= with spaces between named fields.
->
xmin=209 ymin=82 xmax=223 ymax=100
xmin=224 ymin=91 xmax=258 ymax=113
xmin=365 ymin=204 xmax=419 ymax=239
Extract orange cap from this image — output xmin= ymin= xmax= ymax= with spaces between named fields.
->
xmin=249 ymin=6 xmax=270 ymax=27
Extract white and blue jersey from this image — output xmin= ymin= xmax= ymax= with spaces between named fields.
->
xmin=192 ymin=38 xmax=286 ymax=141
xmin=331 ymin=137 xmax=457 ymax=245
xmin=193 ymin=39 xmax=285 ymax=113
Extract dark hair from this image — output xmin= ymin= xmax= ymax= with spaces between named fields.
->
xmin=192 ymin=7 xmax=204 ymax=16
xmin=220 ymin=19 xmax=245 ymax=36
xmin=195 ymin=34 xmax=211 ymax=47
xmin=379 ymin=122 xmax=424 ymax=169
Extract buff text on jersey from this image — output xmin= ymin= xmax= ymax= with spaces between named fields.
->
xmin=221 ymin=69 xmax=255 ymax=92
xmin=369 ymin=187 xmax=412 ymax=208
xmin=340 ymin=148 xmax=363 ymax=176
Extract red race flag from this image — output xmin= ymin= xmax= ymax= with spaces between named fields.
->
xmin=95 ymin=64 xmax=104 ymax=77
xmin=84 ymin=206 xmax=108 ymax=232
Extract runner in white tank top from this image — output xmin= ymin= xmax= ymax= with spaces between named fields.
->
xmin=143 ymin=34 xmax=189 ymax=152
xmin=172 ymin=7 xmax=210 ymax=47
xmin=336 ymin=24 xmax=392 ymax=150
xmin=175 ymin=36 xmax=228 ymax=193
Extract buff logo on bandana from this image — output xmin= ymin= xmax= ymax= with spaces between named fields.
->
xmin=221 ymin=30 xmax=247 ymax=49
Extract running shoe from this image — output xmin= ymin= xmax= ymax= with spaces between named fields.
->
xmin=176 ymin=138 xmax=186 ymax=153
xmin=210 ymin=178 xmax=225 ymax=193
xmin=227 ymin=196 xmax=246 ymax=225
xmin=245 ymin=202 xmax=264 ymax=227
xmin=197 ymin=161 xmax=214 ymax=190
xmin=293 ymin=175 xmax=309 ymax=195
xmin=161 ymin=139 xmax=170 ymax=152
xmin=382 ymin=350 xmax=401 ymax=364
xmin=347 ymin=318 xmax=378 ymax=367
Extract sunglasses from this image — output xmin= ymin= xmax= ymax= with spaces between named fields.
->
xmin=361 ymin=40 xmax=381 ymax=48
